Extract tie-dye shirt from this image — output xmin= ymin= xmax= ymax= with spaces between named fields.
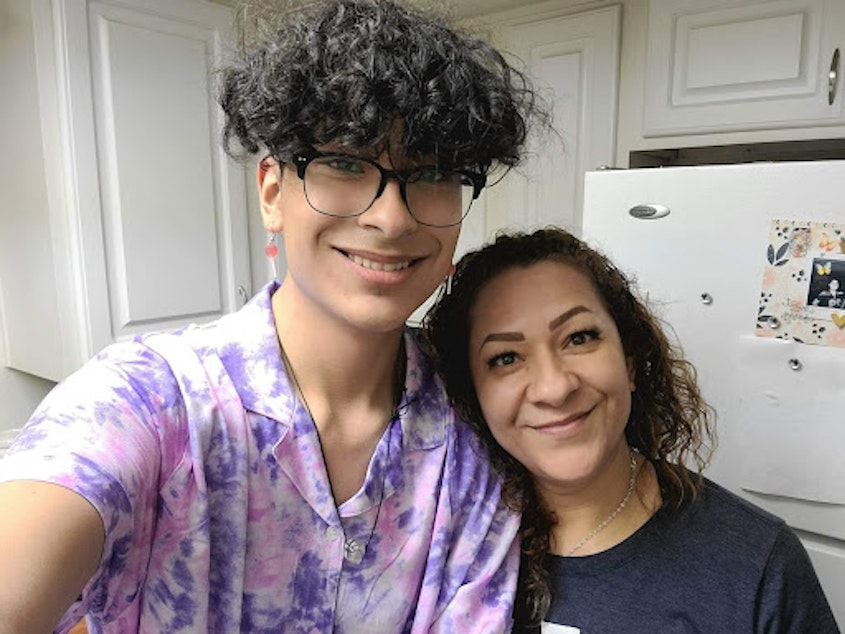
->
xmin=0 ymin=283 xmax=519 ymax=633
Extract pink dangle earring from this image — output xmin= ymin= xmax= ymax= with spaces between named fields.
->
xmin=265 ymin=233 xmax=279 ymax=279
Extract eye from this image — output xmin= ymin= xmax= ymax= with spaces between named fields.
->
xmin=568 ymin=329 xmax=600 ymax=347
xmin=410 ymin=167 xmax=458 ymax=185
xmin=316 ymin=155 xmax=368 ymax=175
xmin=486 ymin=351 xmax=519 ymax=368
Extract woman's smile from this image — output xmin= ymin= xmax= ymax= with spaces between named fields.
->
xmin=531 ymin=409 xmax=592 ymax=437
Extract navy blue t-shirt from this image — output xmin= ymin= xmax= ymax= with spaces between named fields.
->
xmin=533 ymin=478 xmax=839 ymax=633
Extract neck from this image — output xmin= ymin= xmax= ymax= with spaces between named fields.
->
xmin=541 ymin=446 xmax=659 ymax=557
xmin=271 ymin=281 xmax=405 ymax=433
xmin=271 ymin=280 xmax=407 ymax=505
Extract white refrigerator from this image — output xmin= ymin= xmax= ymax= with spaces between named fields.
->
xmin=581 ymin=161 xmax=845 ymax=627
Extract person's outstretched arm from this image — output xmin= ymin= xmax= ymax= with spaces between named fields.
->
xmin=0 ymin=480 xmax=104 ymax=634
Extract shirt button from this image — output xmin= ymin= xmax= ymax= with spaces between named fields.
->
xmin=326 ymin=525 xmax=341 ymax=540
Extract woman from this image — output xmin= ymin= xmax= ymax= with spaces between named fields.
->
xmin=424 ymin=228 xmax=839 ymax=632
xmin=0 ymin=2 xmax=545 ymax=631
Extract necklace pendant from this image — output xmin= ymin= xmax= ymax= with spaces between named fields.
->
xmin=344 ymin=539 xmax=366 ymax=565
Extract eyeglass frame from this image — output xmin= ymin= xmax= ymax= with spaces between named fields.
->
xmin=286 ymin=148 xmax=487 ymax=228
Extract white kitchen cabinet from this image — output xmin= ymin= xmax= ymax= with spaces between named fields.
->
xmin=409 ymin=2 xmax=622 ymax=325
xmin=0 ymin=0 xmax=249 ymax=382
xmin=467 ymin=2 xmax=621 ymax=236
xmin=644 ymin=0 xmax=845 ymax=136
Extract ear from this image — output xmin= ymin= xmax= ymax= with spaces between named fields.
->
xmin=258 ymin=157 xmax=284 ymax=233
xmin=626 ymin=357 xmax=636 ymax=392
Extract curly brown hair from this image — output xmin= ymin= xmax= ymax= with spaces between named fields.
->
xmin=421 ymin=227 xmax=715 ymax=628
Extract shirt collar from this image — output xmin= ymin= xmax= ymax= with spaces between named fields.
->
xmin=213 ymin=282 xmax=449 ymax=451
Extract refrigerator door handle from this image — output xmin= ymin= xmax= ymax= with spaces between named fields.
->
xmin=628 ymin=204 xmax=670 ymax=220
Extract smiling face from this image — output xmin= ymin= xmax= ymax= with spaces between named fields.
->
xmin=260 ymin=146 xmax=460 ymax=335
xmin=468 ymin=260 xmax=635 ymax=495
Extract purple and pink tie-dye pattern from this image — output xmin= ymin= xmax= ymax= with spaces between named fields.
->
xmin=0 ymin=283 xmax=519 ymax=633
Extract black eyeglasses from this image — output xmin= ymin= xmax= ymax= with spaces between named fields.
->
xmin=289 ymin=148 xmax=487 ymax=228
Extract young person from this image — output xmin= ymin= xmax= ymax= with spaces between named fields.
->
xmin=0 ymin=2 xmax=544 ymax=631
xmin=424 ymin=227 xmax=839 ymax=633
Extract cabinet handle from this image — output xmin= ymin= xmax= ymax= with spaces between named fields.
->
xmin=829 ymin=48 xmax=840 ymax=106
xmin=238 ymin=285 xmax=249 ymax=305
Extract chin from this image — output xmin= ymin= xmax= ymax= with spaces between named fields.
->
xmin=345 ymin=308 xmax=412 ymax=335
xmin=352 ymin=294 xmax=431 ymax=331
xmin=540 ymin=454 xmax=601 ymax=487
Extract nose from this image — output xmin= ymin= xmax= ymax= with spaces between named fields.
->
xmin=358 ymin=177 xmax=418 ymax=237
xmin=525 ymin=353 xmax=580 ymax=407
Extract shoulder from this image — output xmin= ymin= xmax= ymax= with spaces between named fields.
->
xmin=2 ymin=336 xmax=195 ymax=487
xmin=97 ymin=283 xmax=276 ymax=409
xmin=695 ymin=478 xmax=786 ymax=531
xmin=673 ymin=478 xmax=786 ymax=546
xmin=404 ymin=328 xmax=502 ymax=498
xmin=4 ymin=313 xmax=241 ymax=480
xmin=77 ymin=312 xmax=235 ymax=414
xmin=663 ymin=478 xmax=804 ymax=574
xmin=695 ymin=481 xmax=843 ymax=630
xmin=405 ymin=326 xmax=451 ymax=413
xmin=401 ymin=328 xmax=453 ymax=446
xmin=694 ymin=480 xmax=830 ymax=580
xmin=41 ymin=338 xmax=187 ymax=426
xmin=406 ymin=329 xmax=485 ymax=450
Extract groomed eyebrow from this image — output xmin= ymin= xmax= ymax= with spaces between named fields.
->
xmin=548 ymin=306 xmax=589 ymax=331
xmin=477 ymin=306 xmax=592 ymax=352
xmin=478 ymin=331 xmax=524 ymax=350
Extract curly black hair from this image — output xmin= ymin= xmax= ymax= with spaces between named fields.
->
xmin=421 ymin=227 xmax=715 ymax=628
xmin=219 ymin=0 xmax=545 ymax=172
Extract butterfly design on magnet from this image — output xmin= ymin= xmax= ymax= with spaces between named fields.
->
xmin=819 ymin=232 xmax=839 ymax=252
xmin=816 ymin=261 xmax=832 ymax=276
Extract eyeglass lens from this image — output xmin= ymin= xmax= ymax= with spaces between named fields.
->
xmin=302 ymin=155 xmax=473 ymax=227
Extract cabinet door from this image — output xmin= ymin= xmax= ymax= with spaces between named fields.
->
xmin=408 ymin=4 xmax=621 ymax=326
xmin=483 ymin=5 xmax=621 ymax=235
xmin=644 ymin=0 xmax=845 ymax=136
xmin=22 ymin=0 xmax=249 ymax=380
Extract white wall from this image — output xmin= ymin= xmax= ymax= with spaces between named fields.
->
xmin=0 ymin=300 xmax=53 ymax=432
xmin=0 ymin=275 xmax=54 ymax=432
xmin=0 ymin=364 xmax=54 ymax=432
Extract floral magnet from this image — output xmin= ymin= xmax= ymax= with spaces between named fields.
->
xmin=756 ymin=219 xmax=845 ymax=347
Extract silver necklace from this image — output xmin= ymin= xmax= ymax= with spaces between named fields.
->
xmin=278 ymin=340 xmax=404 ymax=565
xmin=565 ymin=449 xmax=638 ymax=557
